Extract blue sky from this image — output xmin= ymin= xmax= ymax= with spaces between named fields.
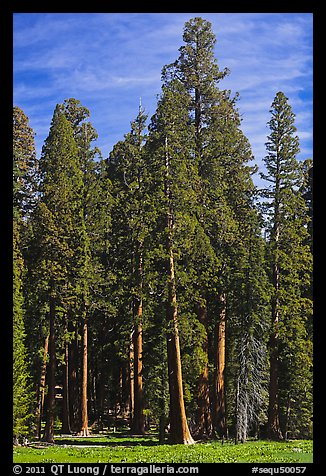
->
xmin=13 ymin=13 xmax=313 ymax=187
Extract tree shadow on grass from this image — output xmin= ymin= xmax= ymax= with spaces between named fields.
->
xmin=55 ymin=434 xmax=160 ymax=448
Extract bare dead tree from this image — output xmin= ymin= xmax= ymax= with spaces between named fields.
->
xmin=235 ymin=321 xmax=268 ymax=443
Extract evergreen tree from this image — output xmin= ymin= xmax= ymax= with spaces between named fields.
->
xmin=163 ymin=17 xmax=262 ymax=440
xmin=84 ymin=158 xmax=114 ymax=431
xmin=59 ymin=98 xmax=102 ymax=436
xmin=35 ymin=105 xmax=89 ymax=442
xmin=108 ymin=105 xmax=148 ymax=434
xmin=13 ymin=106 xmax=36 ymax=443
xmin=162 ymin=17 xmax=225 ymax=439
xmin=163 ymin=17 xmax=228 ymax=150
xmin=13 ymin=219 xmax=33 ymax=443
xmin=300 ymin=159 xmax=313 ymax=250
xmin=13 ymin=106 xmax=38 ymax=219
xmin=145 ymin=78 xmax=197 ymax=444
xmin=261 ymin=91 xmax=313 ymax=440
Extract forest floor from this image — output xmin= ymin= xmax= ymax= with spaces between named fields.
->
xmin=13 ymin=432 xmax=313 ymax=463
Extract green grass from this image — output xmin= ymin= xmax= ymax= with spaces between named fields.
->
xmin=13 ymin=433 xmax=313 ymax=464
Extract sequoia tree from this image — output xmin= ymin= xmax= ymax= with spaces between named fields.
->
xmin=36 ymin=106 xmax=90 ymax=442
xmin=162 ymin=17 xmax=227 ymax=438
xmin=59 ymin=98 xmax=101 ymax=436
xmin=145 ymin=79 xmax=197 ymax=444
xmin=108 ymin=105 xmax=148 ymax=434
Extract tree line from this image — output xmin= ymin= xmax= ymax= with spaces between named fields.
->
xmin=13 ymin=17 xmax=313 ymax=446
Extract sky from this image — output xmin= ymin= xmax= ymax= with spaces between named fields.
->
xmin=13 ymin=12 xmax=313 ymax=188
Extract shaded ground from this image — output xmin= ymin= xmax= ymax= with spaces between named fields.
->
xmin=55 ymin=434 xmax=158 ymax=448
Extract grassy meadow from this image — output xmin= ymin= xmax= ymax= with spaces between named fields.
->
xmin=13 ymin=433 xmax=313 ymax=464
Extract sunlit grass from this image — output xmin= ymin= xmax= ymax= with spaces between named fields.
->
xmin=13 ymin=433 xmax=313 ymax=464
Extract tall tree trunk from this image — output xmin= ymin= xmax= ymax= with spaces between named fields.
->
xmin=61 ymin=333 xmax=71 ymax=434
xmin=193 ymin=301 xmax=213 ymax=438
xmin=68 ymin=321 xmax=80 ymax=433
xmin=194 ymin=86 xmax=202 ymax=161
xmin=132 ymin=320 xmax=144 ymax=433
xmin=212 ymin=292 xmax=227 ymax=438
xmin=42 ymin=296 xmax=56 ymax=443
xmin=267 ymin=216 xmax=282 ymax=440
xmin=129 ymin=335 xmax=134 ymax=427
xmin=267 ymin=314 xmax=282 ymax=439
xmin=267 ymin=285 xmax=282 ymax=439
xmin=79 ymin=316 xmax=89 ymax=436
xmin=166 ymin=242 xmax=194 ymax=445
xmin=131 ymin=252 xmax=145 ymax=434
xmin=35 ymin=335 xmax=49 ymax=439
xmin=164 ymin=136 xmax=194 ymax=445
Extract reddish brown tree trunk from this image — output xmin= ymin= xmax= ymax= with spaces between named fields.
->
xmin=166 ymin=242 xmax=194 ymax=445
xmin=79 ymin=317 xmax=89 ymax=436
xmin=132 ymin=316 xmax=144 ymax=434
xmin=131 ymin=252 xmax=145 ymax=434
xmin=212 ymin=292 xmax=227 ymax=438
xmin=164 ymin=136 xmax=193 ymax=445
xmin=129 ymin=336 xmax=134 ymax=426
xmin=193 ymin=302 xmax=213 ymax=438
xmin=42 ymin=296 xmax=56 ymax=443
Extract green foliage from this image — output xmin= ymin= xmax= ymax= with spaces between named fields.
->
xmin=36 ymin=106 xmax=89 ymax=309
xmin=13 ymin=220 xmax=34 ymax=440
xmin=13 ymin=106 xmax=38 ymax=218
xmin=13 ymin=106 xmax=36 ymax=441
xmin=261 ymin=91 xmax=313 ymax=439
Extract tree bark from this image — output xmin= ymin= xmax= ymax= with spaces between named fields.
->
xmin=267 ymin=212 xmax=283 ymax=440
xmin=129 ymin=335 xmax=134 ymax=427
xmin=35 ymin=335 xmax=49 ymax=439
xmin=267 ymin=323 xmax=282 ymax=439
xmin=42 ymin=296 xmax=56 ymax=443
xmin=131 ymin=252 xmax=145 ymax=434
xmin=132 ymin=319 xmax=144 ymax=433
xmin=165 ymin=225 xmax=193 ymax=444
xmin=164 ymin=136 xmax=194 ymax=445
xmin=193 ymin=301 xmax=213 ymax=438
xmin=212 ymin=292 xmax=227 ymax=438
xmin=267 ymin=284 xmax=282 ymax=439
xmin=61 ymin=332 xmax=71 ymax=434
xmin=79 ymin=316 xmax=89 ymax=436
xmin=68 ymin=321 xmax=80 ymax=433
xmin=166 ymin=244 xmax=194 ymax=444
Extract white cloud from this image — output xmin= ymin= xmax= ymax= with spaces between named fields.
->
xmin=13 ymin=12 xmax=313 ymax=179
